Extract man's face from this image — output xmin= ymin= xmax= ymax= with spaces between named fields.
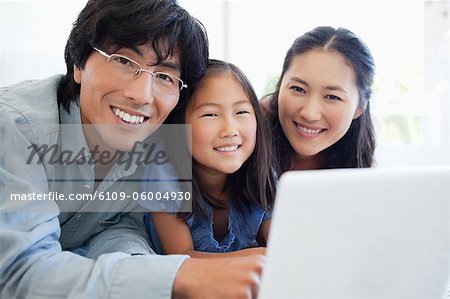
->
xmin=74 ymin=44 xmax=182 ymax=152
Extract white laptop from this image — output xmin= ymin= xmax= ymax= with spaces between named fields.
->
xmin=260 ymin=166 xmax=450 ymax=299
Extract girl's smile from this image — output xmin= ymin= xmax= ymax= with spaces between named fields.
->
xmin=186 ymin=72 xmax=257 ymax=176
xmin=214 ymin=144 xmax=241 ymax=153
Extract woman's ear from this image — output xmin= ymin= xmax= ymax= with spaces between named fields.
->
xmin=74 ymin=65 xmax=81 ymax=84
xmin=353 ymin=102 xmax=367 ymax=119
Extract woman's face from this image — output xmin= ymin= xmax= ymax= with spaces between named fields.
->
xmin=277 ymin=48 xmax=363 ymax=163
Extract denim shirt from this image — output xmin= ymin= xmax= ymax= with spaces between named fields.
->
xmin=0 ymin=75 xmax=188 ymax=299
xmin=147 ymin=195 xmax=272 ymax=254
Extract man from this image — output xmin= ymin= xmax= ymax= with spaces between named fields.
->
xmin=0 ymin=0 xmax=264 ymax=298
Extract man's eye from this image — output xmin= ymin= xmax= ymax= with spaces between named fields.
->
xmin=155 ymin=73 xmax=175 ymax=83
xmin=113 ymin=56 xmax=133 ymax=67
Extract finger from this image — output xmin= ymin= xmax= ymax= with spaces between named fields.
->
xmin=252 ymin=255 xmax=266 ymax=275
xmin=250 ymin=270 xmax=262 ymax=299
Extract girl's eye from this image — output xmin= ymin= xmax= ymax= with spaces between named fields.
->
xmin=325 ymin=95 xmax=342 ymax=101
xmin=236 ymin=110 xmax=250 ymax=115
xmin=201 ymin=113 xmax=218 ymax=117
xmin=290 ymin=86 xmax=305 ymax=93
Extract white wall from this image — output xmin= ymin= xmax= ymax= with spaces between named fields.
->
xmin=1 ymin=0 xmax=448 ymax=167
xmin=0 ymin=1 xmax=86 ymax=84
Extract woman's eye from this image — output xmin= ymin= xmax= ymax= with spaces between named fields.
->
xmin=290 ymin=86 xmax=305 ymax=93
xmin=325 ymin=95 xmax=342 ymax=101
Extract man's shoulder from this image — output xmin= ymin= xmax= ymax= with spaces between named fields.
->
xmin=0 ymin=75 xmax=65 ymax=141
xmin=0 ymin=74 xmax=64 ymax=118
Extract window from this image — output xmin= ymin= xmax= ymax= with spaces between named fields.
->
xmin=1 ymin=0 xmax=448 ymax=166
xmin=182 ymin=0 xmax=449 ymax=167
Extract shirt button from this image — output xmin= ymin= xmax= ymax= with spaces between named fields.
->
xmin=83 ymin=184 xmax=91 ymax=190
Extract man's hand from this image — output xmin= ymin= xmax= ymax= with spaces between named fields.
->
xmin=172 ymin=255 xmax=266 ymax=298
xmin=236 ymin=247 xmax=266 ymax=257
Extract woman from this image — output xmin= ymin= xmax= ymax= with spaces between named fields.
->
xmin=265 ymin=26 xmax=376 ymax=172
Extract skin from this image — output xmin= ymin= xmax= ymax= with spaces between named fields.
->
xmin=74 ymin=44 xmax=182 ymax=154
xmin=173 ymin=255 xmax=265 ymax=298
xmin=151 ymin=72 xmax=269 ymax=259
xmin=74 ymin=44 xmax=182 ymax=183
xmin=74 ymin=46 xmax=265 ymax=297
xmin=277 ymin=48 xmax=363 ymax=169
xmin=186 ymin=72 xmax=257 ymax=188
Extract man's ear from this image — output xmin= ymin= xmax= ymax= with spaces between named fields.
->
xmin=74 ymin=65 xmax=81 ymax=84
xmin=353 ymin=102 xmax=367 ymax=119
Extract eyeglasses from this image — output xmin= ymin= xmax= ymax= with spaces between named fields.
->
xmin=93 ymin=47 xmax=187 ymax=96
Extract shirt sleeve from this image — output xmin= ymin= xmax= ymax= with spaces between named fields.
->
xmin=0 ymin=207 xmax=188 ymax=299
xmin=0 ymin=113 xmax=188 ymax=299
xmin=263 ymin=208 xmax=274 ymax=220
xmin=84 ymin=212 xmax=155 ymax=258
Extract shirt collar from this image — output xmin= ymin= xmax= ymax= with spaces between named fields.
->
xmin=59 ymin=100 xmax=92 ymax=161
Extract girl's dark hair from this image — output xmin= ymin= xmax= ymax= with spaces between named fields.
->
xmin=169 ymin=59 xmax=277 ymax=221
xmin=57 ymin=0 xmax=209 ymax=112
xmin=267 ymin=26 xmax=376 ymax=172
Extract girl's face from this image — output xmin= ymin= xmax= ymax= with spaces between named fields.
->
xmin=186 ymin=72 xmax=257 ymax=176
xmin=278 ymin=49 xmax=363 ymax=162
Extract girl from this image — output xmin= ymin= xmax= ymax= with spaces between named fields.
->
xmin=146 ymin=59 xmax=277 ymax=257
xmin=264 ymin=26 xmax=376 ymax=172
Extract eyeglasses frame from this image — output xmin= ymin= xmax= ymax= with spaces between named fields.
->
xmin=92 ymin=47 xmax=188 ymax=92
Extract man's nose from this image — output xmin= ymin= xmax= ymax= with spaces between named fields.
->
xmin=123 ymin=73 xmax=155 ymax=105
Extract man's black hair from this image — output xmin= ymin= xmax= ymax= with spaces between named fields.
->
xmin=57 ymin=0 xmax=209 ymax=112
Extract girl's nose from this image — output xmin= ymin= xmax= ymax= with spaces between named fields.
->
xmin=220 ymin=119 xmax=239 ymax=138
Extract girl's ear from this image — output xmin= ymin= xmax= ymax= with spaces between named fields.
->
xmin=353 ymin=102 xmax=367 ymax=119
xmin=74 ymin=65 xmax=82 ymax=84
